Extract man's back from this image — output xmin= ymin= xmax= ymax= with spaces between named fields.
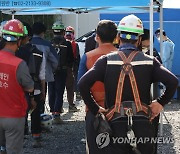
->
xmin=104 ymin=50 xmax=154 ymax=107
xmin=86 ymin=44 xmax=117 ymax=69
xmin=78 ymin=15 xmax=178 ymax=154
xmin=51 ymin=36 xmax=74 ymax=70
xmin=16 ymin=43 xmax=44 ymax=90
xmin=31 ymin=36 xmax=58 ymax=82
xmin=78 ymin=20 xmax=118 ymax=108
xmin=0 ymin=50 xmax=28 ymax=117
xmin=84 ymin=44 xmax=117 ymax=107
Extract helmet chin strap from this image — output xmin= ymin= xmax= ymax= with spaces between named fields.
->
xmin=16 ymin=38 xmax=22 ymax=50
xmin=137 ymin=37 xmax=142 ymax=48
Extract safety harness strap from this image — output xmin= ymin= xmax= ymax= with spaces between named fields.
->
xmin=106 ymin=51 xmax=146 ymax=121
xmin=106 ymin=51 xmax=137 ymax=120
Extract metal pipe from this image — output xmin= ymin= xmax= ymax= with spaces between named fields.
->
xmin=75 ymin=14 xmax=79 ymax=39
xmin=159 ymin=1 xmax=164 ymax=137
xmin=150 ymin=0 xmax=154 ymax=101
xmin=149 ymin=0 xmax=154 ymax=57
xmin=160 ymin=3 xmax=163 ymax=58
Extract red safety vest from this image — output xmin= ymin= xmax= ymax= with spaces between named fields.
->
xmin=0 ymin=51 xmax=27 ymax=118
xmin=86 ymin=44 xmax=118 ymax=108
xmin=71 ymin=40 xmax=77 ymax=59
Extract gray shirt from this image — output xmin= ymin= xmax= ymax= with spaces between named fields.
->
xmin=3 ymin=48 xmax=34 ymax=90
xmin=17 ymin=61 xmax=34 ymax=90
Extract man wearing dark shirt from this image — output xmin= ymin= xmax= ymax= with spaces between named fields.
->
xmin=78 ymin=15 xmax=178 ymax=154
xmin=16 ymin=24 xmax=45 ymax=148
xmin=49 ymin=21 xmax=74 ymax=124
xmin=31 ymin=22 xmax=58 ymax=114
xmin=84 ymin=31 xmax=98 ymax=53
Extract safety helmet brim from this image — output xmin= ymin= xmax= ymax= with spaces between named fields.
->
xmin=2 ymin=34 xmax=19 ymax=42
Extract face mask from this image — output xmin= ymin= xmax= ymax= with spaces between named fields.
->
xmin=142 ymin=47 xmax=149 ymax=53
xmin=65 ymin=32 xmax=74 ymax=40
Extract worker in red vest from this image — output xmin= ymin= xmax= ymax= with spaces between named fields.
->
xmin=0 ymin=19 xmax=35 ymax=154
xmin=78 ymin=20 xmax=118 ymax=109
xmin=77 ymin=20 xmax=118 ymax=153
xmin=65 ymin=26 xmax=81 ymax=111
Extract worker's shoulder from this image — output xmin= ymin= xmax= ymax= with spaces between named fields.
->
xmin=106 ymin=51 xmax=154 ymax=61
xmin=86 ymin=48 xmax=99 ymax=58
xmin=164 ymin=39 xmax=175 ymax=47
xmin=106 ymin=50 xmax=120 ymax=59
xmin=133 ymin=52 xmax=154 ymax=63
xmin=32 ymin=37 xmax=51 ymax=47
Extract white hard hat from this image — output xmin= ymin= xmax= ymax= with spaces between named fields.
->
xmin=40 ymin=113 xmax=53 ymax=130
xmin=118 ymin=14 xmax=144 ymax=36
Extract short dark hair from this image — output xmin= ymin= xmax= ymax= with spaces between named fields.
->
xmin=96 ymin=20 xmax=117 ymax=43
xmin=155 ymin=28 xmax=166 ymax=36
xmin=32 ymin=22 xmax=46 ymax=35
xmin=141 ymin=28 xmax=154 ymax=42
xmin=120 ymin=31 xmax=138 ymax=44
xmin=142 ymin=29 xmax=150 ymax=41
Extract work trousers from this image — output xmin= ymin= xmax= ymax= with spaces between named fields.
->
xmin=48 ymin=69 xmax=67 ymax=112
xmin=66 ymin=67 xmax=75 ymax=105
xmin=31 ymin=94 xmax=43 ymax=134
xmin=0 ymin=117 xmax=25 ymax=154
xmin=86 ymin=111 xmax=155 ymax=154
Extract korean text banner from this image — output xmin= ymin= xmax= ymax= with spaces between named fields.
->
xmin=0 ymin=0 xmax=150 ymax=8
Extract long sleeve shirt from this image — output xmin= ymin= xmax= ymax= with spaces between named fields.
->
xmin=31 ymin=35 xmax=58 ymax=82
xmin=162 ymin=39 xmax=175 ymax=71
xmin=78 ymin=44 xmax=178 ymax=115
